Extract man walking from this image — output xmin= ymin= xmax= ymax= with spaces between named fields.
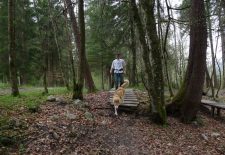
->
xmin=110 ymin=53 xmax=126 ymax=90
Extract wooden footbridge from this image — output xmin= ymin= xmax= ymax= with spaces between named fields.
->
xmin=109 ymin=88 xmax=139 ymax=111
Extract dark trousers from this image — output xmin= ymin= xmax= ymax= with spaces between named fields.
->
xmin=114 ymin=73 xmax=124 ymax=90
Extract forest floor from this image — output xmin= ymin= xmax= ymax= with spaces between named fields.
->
xmin=0 ymin=89 xmax=225 ymax=154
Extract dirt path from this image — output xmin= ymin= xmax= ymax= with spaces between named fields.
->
xmin=7 ymin=91 xmax=225 ymax=154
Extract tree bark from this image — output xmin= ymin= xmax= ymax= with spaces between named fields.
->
xmin=141 ymin=0 xmax=167 ymax=124
xmin=79 ymin=0 xmax=96 ymax=93
xmin=130 ymin=0 xmax=167 ymax=124
xmin=83 ymin=55 xmax=97 ymax=92
xmin=168 ymin=0 xmax=207 ymax=123
xmin=65 ymin=0 xmax=96 ymax=94
xmin=78 ymin=0 xmax=85 ymax=86
xmin=130 ymin=12 xmax=136 ymax=86
xmin=8 ymin=0 xmax=19 ymax=96
xmin=218 ymin=0 xmax=225 ymax=88
xmin=63 ymin=0 xmax=77 ymax=91
xmin=65 ymin=0 xmax=83 ymax=99
xmin=43 ymin=43 xmax=48 ymax=94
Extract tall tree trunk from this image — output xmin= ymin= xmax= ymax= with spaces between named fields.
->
xmin=101 ymin=53 xmax=104 ymax=90
xmin=65 ymin=0 xmax=83 ymax=99
xmin=78 ymin=0 xmax=96 ymax=93
xmin=8 ymin=0 xmax=19 ymax=96
xmin=130 ymin=0 xmax=166 ymax=124
xmin=78 ymin=0 xmax=85 ymax=86
xmin=43 ymin=43 xmax=48 ymax=94
xmin=83 ymin=56 xmax=96 ymax=92
xmin=168 ymin=0 xmax=207 ymax=123
xmin=141 ymin=0 xmax=167 ymax=124
xmin=65 ymin=0 xmax=96 ymax=94
xmin=63 ymin=12 xmax=77 ymax=94
xmin=218 ymin=0 xmax=225 ymax=88
xmin=130 ymin=13 xmax=136 ymax=86
xmin=206 ymin=0 xmax=217 ymax=89
xmin=43 ymin=32 xmax=49 ymax=94
xmin=178 ymin=37 xmax=185 ymax=85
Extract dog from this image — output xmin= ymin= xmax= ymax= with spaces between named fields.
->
xmin=112 ymin=79 xmax=129 ymax=115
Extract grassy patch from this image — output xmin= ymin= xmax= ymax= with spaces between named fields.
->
xmin=0 ymin=83 xmax=10 ymax=89
xmin=0 ymin=87 xmax=70 ymax=110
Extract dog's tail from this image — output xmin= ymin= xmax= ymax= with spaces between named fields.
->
xmin=121 ymin=79 xmax=129 ymax=88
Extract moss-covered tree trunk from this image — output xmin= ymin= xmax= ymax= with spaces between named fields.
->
xmin=130 ymin=0 xmax=166 ymax=124
xmin=141 ymin=0 xmax=167 ymax=124
xmin=8 ymin=0 xmax=19 ymax=96
xmin=167 ymin=0 xmax=207 ymax=123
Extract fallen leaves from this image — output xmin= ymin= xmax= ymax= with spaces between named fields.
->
xmin=1 ymin=90 xmax=225 ymax=154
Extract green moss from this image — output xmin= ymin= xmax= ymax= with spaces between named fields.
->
xmin=0 ymin=83 xmax=10 ymax=89
xmin=72 ymin=84 xmax=83 ymax=100
xmin=156 ymin=102 xmax=167 ymax=125
xmin=171 ymin=80 xmax=187 ymax=105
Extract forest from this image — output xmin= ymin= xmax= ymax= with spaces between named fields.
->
xmin=0 ymin=0 xmax=225 ymax=154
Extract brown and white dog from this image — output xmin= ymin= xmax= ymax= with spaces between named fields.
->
xmin=112 ymin=80 xmax=129 ymax=115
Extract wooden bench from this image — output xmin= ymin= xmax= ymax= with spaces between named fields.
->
xmin=201 ymin=99 xmax=225 ymax=117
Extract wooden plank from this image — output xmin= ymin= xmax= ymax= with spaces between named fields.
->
xmin=109 ymin=98 xmax=138 ymax=102
xmin=109 ymin=96 xmax=137 ymax=99
xmin=109 ymin=94 xmax=137 ymax=96
xmin=109 ymin=95 xmax=136 ymax=96
xmin=109 ymin=103 xmax=138 ymax=107
xmin=109 ymin=96 xmax=137 ymax=98
xmin=109 ymin=93 xmax=136 ymax=95
xmin=110 ymin=94 xmax=136 ymax=96
xmin=109 ymin=88 xmax=134 ymax=91
xmin=109 ymin=89 xmax=134 ymax=93
xmin=109 ymin=91 xmax=134 ymax=93
xmin=109 ymin=101 xmax=139 ymax=104
xmin=109 ymin=91 xmax=134 ymax=94
xmin=109 ymin=102 xmax=139 ymax=105
xmin=201 ymin=99 xmax=225 ymax=109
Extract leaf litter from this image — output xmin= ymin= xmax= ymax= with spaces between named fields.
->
xmin=1 ymin=90 xmax=225 ymax=154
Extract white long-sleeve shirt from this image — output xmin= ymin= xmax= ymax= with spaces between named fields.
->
xmin=111 ymin=59 xmax=125 ymax=73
